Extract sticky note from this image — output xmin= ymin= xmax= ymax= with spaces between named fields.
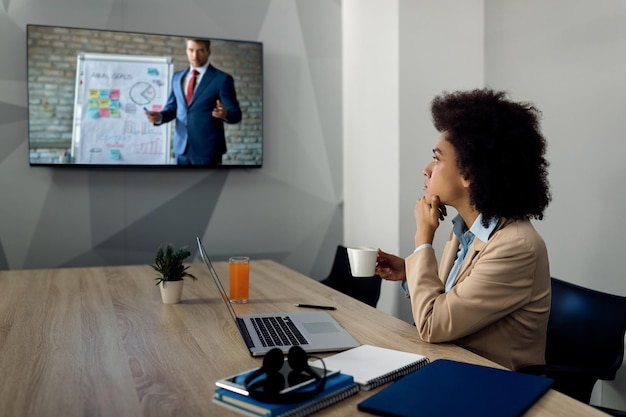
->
xmin=109 ymin=149 xmax=121 ymax=160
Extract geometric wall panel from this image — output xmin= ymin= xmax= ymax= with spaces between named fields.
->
xmin=0 ymin=0 xmax=343 ymax=281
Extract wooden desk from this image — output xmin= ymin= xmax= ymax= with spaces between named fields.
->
xmin=0 ymin=261 xmax=607 ymax=417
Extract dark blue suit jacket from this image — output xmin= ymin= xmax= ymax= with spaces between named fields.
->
xmin=160 ymin=64 xmax=241 ymax=165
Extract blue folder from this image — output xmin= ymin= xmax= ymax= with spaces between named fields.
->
xmin=358 ymin=359 xmax=553 ymax=417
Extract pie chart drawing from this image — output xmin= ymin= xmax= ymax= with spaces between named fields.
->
xmin=130 ymin=82 xmax=156 ymax=105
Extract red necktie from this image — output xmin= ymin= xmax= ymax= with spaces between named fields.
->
xmin=186 ymin=69 xmax=198 ymax=105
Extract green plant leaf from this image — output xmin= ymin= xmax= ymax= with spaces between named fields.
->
xmin=151 ymin=243 xmax=197 ymax=285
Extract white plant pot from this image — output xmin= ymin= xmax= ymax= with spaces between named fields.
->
xmin=159 ymin=280 xmax=184 ymax=304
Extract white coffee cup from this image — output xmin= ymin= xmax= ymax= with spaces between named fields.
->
xmin=347 ymin=247 xmax=378 ymax=277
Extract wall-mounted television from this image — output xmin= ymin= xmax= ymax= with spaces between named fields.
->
xmin=27 ymin=24 xmax=263 ymax=167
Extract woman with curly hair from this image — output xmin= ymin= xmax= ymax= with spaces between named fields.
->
xmin=376 ymin=88 xmax=551 ymax=370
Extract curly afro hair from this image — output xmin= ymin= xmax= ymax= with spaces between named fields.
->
xmin=431 ymin=88 xmax=551 ymax=225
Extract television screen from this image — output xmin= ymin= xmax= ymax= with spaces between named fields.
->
xmin=27 ymin=24 xmax=263 ymax=167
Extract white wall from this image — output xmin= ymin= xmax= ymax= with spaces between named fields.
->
xmin=485 ymin=0 xmax=626 ymax=297
xmin=485 ymin=0 xmax=626 ymax=409
xmin=343 ymin=0 xmax=401 ymax=316
xmin=344 ymin=0 xmax=484 ymax=319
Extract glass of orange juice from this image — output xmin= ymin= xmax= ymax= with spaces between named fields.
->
xmin=229 ymin=257 xmax=250 ymax=303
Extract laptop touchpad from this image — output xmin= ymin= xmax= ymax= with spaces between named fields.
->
xmin=302 ymin=322 xmax=339 ymax=334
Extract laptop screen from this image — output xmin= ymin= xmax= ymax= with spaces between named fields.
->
xmin=196 ymin=237 xmax=238 ymax=322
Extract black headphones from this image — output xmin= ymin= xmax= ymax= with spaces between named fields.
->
xmin=243 ymin=346 xmax=327 ymax=403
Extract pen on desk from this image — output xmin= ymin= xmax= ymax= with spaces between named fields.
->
xmin=294 ymin=303 xmax=337 ymax=311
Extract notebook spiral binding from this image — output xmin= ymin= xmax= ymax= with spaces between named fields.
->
xmin=368 ymin=358 xmax=430 ymax=389
xmin=281 ymin=384 xmax=360 ymax=417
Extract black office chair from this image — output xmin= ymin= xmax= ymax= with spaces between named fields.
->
xmin=519 ymin=277 xmax=626 ymax=415
xmin=320 ymin=245 xmax=382 ymax=307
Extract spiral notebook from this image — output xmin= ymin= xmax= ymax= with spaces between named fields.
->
xmin=309 ymin=345 xmax=429 ymax=390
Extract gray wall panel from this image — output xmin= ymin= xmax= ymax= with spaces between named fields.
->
xmin=0 ymin=0 xmax=343 ymax=278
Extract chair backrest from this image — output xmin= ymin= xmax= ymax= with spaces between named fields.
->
xmin=320 ymin=245 xmax=382 ymax=307
xmin=547 ymin=277 xmax=626 ymax=380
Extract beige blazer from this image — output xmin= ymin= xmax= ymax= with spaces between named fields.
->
xmin=405 ymin=218 xmax=550 ymax=370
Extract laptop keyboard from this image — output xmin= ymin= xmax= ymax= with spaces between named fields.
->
xmin=251 ymin=316 xmax=309 ymax=347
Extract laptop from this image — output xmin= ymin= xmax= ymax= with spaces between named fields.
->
xmin=197 ymin=237 xmax=360 ymax=356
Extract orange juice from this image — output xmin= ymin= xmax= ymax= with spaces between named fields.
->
xmin=229 ymin=257 xmax=250 ymax=303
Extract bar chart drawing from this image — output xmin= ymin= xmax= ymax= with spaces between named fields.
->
xmin=132 ymin=138 xmax=164 ymax=155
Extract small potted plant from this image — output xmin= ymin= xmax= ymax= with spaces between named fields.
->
xmin=151 ymin=243 xmax=197 ymax=304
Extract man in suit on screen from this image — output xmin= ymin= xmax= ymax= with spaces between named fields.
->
xmin=146 ymin=38 xmax=242 ymax=165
